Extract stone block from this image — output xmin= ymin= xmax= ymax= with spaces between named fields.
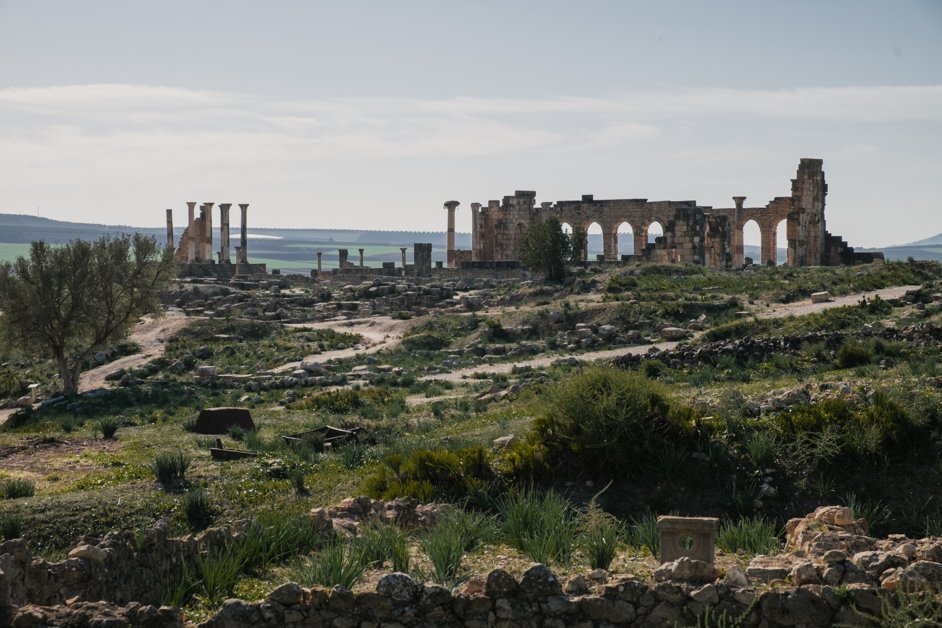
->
xmin=657 ymin=516 xmax=719 ymax=565
xmin=193 ymin=407 xmax=255 ymax=434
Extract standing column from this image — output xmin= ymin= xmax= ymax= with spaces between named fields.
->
xmin=470 ymin=202 xmax=481 ymax=261
xmin=197 ymin=204 xmax=208 ymax=262
xmin=602 ymin=225 xmax=617 ymax=261
xmin=358 ymin=248 xmax=365 ymax=267
xmin=400 ymin=247 xmax=407 ymax=269
xmin=239 ymin=204 xmax=249 ymax=263
xmin=732 ymin=197 xmax=746 ymax=268
xmin=203 ymin=202 xmax=214 ymax=263
xmin=165 ymin=209 xmax=174 ymax=250
xmin=219 ymin=204 xmax=231 ymax=263
xmin=186 ymin=202 xmax=197 ymax=262
xmin=760 ymin=224 xmax=776 ymax=266
xmin=316 ymin=251 xmax=323 ymax=273
xmin=444 ymin=200 xmax=459 ymax=268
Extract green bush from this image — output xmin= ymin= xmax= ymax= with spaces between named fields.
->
xmin=836 ymin=340 xmax=874 ymax=369
xmin=195 ymin=544 xmax=244 ymax=606
xmin=1 ymin=478 xmax=35 ymax=499
xmin=500 ymin=489 xmax=576 ymax=565
xmin=508 ymin=368 xmax=691 ymax=478
xmin=578 ymin=500 xmax=623 ymax=570
xmin=363 ymin=446 xmax=497 ymax=503
xmin=151 ymin=452 xmax=190 ymax=490
xmin=420 ymin=522 xmax=467 ymax=586
xmin=184 ymin=489 xmax=214 ymax=531
xmin=628 ymin=511 xmax=660 ymax=558
xmin=356 ymin=524 xmax=411 ymax=572
xmin=401 ymin=331 xmax=449 ymax=351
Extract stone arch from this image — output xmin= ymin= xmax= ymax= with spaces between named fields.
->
xmin=615 ymin=220 xmax=634 ymax=259
xmin=645 ymin=220 xmax=665 ymax=244
xmin=741 ymin=219 xmax=761 ymax=266
xmin=585 ymin=221 xmax=603 ymax=261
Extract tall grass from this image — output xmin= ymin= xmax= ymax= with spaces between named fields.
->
xmin=292 ymin=541 xmax=368 ymax=589
xmin=715 ymin=516 xmax=781 ymax=556
xmin=1 ymin=478 xmax=35 ymax=499
xmin=357 ymin=524 xmax=411 ymax=572
xmin=578 ymin=500 xmax=624 ymax=570
xmin=842 ymin=492 xmax=891 ymax=536
xmin=0 ymin=512 xmax=23 ymax=538
xmin=184 ymin=489 xmax=214 ymax=531
xmin=195 ymin=545 xmax=244 ymax=606
xmin=500 ymin=489 xmax=576 ymax=565
xmin=151 ymin=452 xmax=190 ymax=490
xmin=420 ymin=523 xmax=467 ymax=586
xmin=628 ymin=511 xmax=660 ymax=558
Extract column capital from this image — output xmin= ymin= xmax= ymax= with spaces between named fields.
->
xmin=219 ymin=202 xmax=232 ymax=210
xmin=732 ymin=196 xmax=746 ymax=209
xmin=238 ymin=203 xmax=249 ymax=211
xmin=443 ymin=200 xmax=460 ymax=210
xmin=186 ymin=201 xmax=197 ymax=209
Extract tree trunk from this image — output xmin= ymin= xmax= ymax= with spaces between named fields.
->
xmin=54 ymin=350 xmax=79 ymax=397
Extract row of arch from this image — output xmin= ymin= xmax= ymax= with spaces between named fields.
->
xmin=558 ymin=219 xmax=791 ymax=264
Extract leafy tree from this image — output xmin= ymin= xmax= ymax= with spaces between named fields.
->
xmin=570 ymin=226 xmax=588 ymax=263
xmin=518 ymin=217 xmax=576 ymax=281
xmin=0 ymin=234 xmax=175 ymax=396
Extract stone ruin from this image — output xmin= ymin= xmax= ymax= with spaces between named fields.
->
xmin=166 ymin=202 xmax=267 ymax=279
xmin=445 ymin=158 xmax=883 ymax=271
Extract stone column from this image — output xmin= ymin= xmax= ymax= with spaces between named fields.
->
xmin=732 ymin=197 xmax=746 ymax=268
xmin=400 ymin=247 xmax=408 ymax=270
xmin=634 ymin=229 xmax=647 ymax=261
xmin=203 ymin=202 xmax=214 ymax=263
xmin=338 ymin=249 xmax=349 ymax=268
xmin=760 ymin=224 xmax=777 ymax=266
xmin=186 ymin=202 xmax=197 ymax=262
xmin=444 ymin=200 xmax=459 ymax=268
xmin=470 ymin=203 xmax=481 ymax=262
xmin=602 ymin=225 xmax=617 ymax=261
xmin=317 ymin=251 xmax=323 ymax=273
xmin=239 ymin=204 xmax=249 ymax=263
xmin=218 ymin=204 xmax=231 ymax=263
xmin=196 ymin=204 xmax=208 ymax=262
xmin=165 ymin=209 xmax=174 ymax=250
xmin=358 ymin=248 xmax=365 ymax=267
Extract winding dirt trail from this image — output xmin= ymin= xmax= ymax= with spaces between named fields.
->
xmin=419 ymin=285 xmax=920 ymax=383
xmin=272 ymin=316 xmax=414 ymax=372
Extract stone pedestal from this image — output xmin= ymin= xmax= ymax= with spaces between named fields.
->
xmin=657 ymin=516 xmax=719 ymax=565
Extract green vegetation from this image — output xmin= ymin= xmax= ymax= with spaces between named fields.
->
xmin=152 ymin=452 xmax=191 ymax=490
xmin=2 ymin=477 xmax=36 ymax=499
xmin=519 ymin=217 xmax=577 ymax=281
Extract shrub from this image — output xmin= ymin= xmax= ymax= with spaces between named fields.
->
xmin=500 ymin=489 xmax=576 ymax=565
xmin=290 ymin=469 xmax=308 ymax=496
xmin=0 ymin=512 xmax=23 ymax=538
xmin=181 ymin=418 xmax=198 ymax=433
xmin=184 ymin=489 xmax=214 ymax=531
xmin=228 ymin=426 xmax=247 ymax=441
xmin=836 ymin=339 xmax=874 ymax=369
xmin=1 ymin=478 xmax=35 ymax=499
xmin=97 ymin=417 xmax=119 ymax=440
xmin=401 ymin=331 xmax=449 ymax=351
xmin=293 ymin=541 xmax=368 ymax=589
xmin=151 ymin=452 xmax=190 ymax=490
xmin=363 ymin=446 xmax=497 ymax=503
xmin=842 ymin=492 xmax=891 ymax=537
xmin=440 ymin=508 xmax=499 ymax=552
xmin=578 ymin=500 xmax=623 ymax=570
xmin=195 ymin=545 xmax=245 ymax=606
xmin=509 ymin=368 xmax=691 ymax=478
xmin=715 ymin=516 xmax=781 ymax=555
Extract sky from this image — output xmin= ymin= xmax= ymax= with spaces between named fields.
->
xmin=0 ymin=1 xmax=940 ymax=247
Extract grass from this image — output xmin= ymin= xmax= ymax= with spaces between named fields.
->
xmin=420 ymin=522 xmax=467 ymax=586
xmin=0 ymin=512 xmax=23 ymax=538
xmin=151 ymin=452 xmax=191 ymax=490
xmin=2 ymin=477 xmax=36 ymax=499
xmin=357 ymin=524 xmax=411 ymax=572
xmin=578 ymin=500 xmax=624 ymax=570
xmin=291 ymin=541 xmax=368 ymax=589
xmin=715 ymin=516 xmax=781 ymax=556
xmin=184 ymin=489 xmax=214 ymax=531
xmin=499 ymin=488 xmax=577 ymax=566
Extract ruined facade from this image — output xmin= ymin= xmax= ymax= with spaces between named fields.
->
xmin=167 ymin=202 xmax=267 ymax=278
xmin=451 ymin=159 xmax=880 ymax=270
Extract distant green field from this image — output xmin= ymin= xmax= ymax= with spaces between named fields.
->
xmin=0 ymin=243 xmax=31 ymax=263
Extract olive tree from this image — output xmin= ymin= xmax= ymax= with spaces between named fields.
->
xmin=0 ymin=234 xmax=175 ymax=396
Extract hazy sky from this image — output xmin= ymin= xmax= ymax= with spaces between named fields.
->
xmin=0 ymin=1 xmax=940 ymax=246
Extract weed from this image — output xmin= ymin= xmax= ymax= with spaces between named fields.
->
xmin=578 ymin=499 xmax=623 ymax=570
xmin=0 ymin=512 xmax=23 ymax=538
xmin=292 ymin=541 xmax=367 ymax=589
xmin=628 ymin=511 xmax=660 ymax=558
xmin=500 ymin=488 xmax=576 ymax=565
xmin=357 ymin=524 xmax=411 ymax=572
xmin=97 ymin=417 xmax=119 ymax=440
xmin=420 ymin=522 xmax=467 ymax=586
xmin=151 ymin=452 xmax=190 ymax=490
xmin=852 ymin=588 xmax=942 ymax=627
xmin=842 ymin=492 xmax=891 ymax=537
xmin=228 ymin=426 xmax=247 ymax=442
xmin=184 ymin=489 xmax=214 ymax=531
xmin=715 ymin=517 xmax=781 ymax=556
xmin=2 ymin=478 xmax=35 ymax=499
xmin=836 ymin=340 xmax=874 ymax=369
xmin=195 ymin=544 xmax=245 ymax=606
xmin=182 ymin=418 xmax=198 ymax=432
xmin=290 ymin=469 xmax=308 ymax=496
xmin=742 ymin=430 xmax=779 ymax=468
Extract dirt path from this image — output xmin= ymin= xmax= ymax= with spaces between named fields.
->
xmin=272 ymin=316 xmax=414 ymax=372
xmin=78 ymin=310 xmax=197 ymax=393
xmin=420 ymin=284 xmax=920 ymax=383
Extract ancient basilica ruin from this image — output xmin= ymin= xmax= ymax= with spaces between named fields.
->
xmin=447 ymin=158 xmax=881 ymax=270
xmin=165 ymin=202 xmax=267 ymax=278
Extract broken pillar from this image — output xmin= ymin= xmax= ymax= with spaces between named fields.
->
xmin=400 ymin=247 xmax=407 ymax=269
xmin=219 ymin=203 xmax=231 ymax=263
xmin=203 ymin=202 xmax=214 ymax=263
xmin=317 ymin=251 xmax=323 ymax=273
xmin=414 ymin=243 xmax=432 ymax=277
xmin=165 ymin=209 xmax=174 ymax=250
xmin=470 ymin=202 xmax=481 ymax=261
xmin=444 ymin=200 xmax=459 ymax=268
xmin=239 ymin=204 xmax=249 ymax=263
xmin=358 ymin=248 xmax=365 ymax=267
xmin=338 ymin=249 xmax=349 ymax=268
xmin=732 ymin=196 xmax=746 ymax=267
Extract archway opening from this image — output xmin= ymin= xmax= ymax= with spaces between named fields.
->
xmin=647 ymin=221 xmax=664 ymax=244
xmin=586 ymin=222 xmax=603 ymax=260
xmin=616 ymin=221 xmax=634 ymax=258
xmin=742 ymin=219 xmax=761 ymax=265
xmin=560 ymin=222 xmax=573 ymax=235
xmin=776 ymin=219 xmax=789 ymax=265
